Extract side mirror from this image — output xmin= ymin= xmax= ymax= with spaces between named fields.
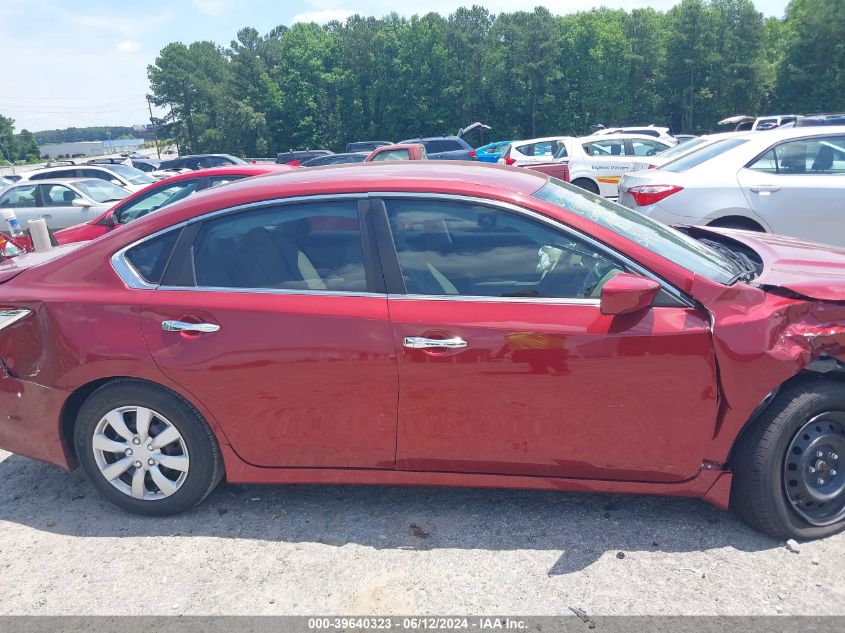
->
xmin=600 ymin=273 xmax=661 ymax=315
xmin=72 ymin=198 xmax=92 ymax=208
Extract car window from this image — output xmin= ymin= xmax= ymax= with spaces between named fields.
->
xmin=203 ymin=156 xmax=232 ymax=168
xmin=190 ymin=201 xmax=366 ymax=292
xmin=533 ymin=178 xmax=741 ymax=284
xmin=40 ymin=184 xmax=81 ymax=205
xmin=115 ymin=180 xmax=201 ymax=224
xmin=125 ymin=229 xmax=180 ymax=285
xmin=0 ymin=184 xmax=38 ymax=208
xmin=74 ymin=179 xmax=131 ymax=204
xmin=385 ymin=199 xmax=626 ymax=299
xmin=516 ymin=142 xmax=557 ymax=158
xmin=659 ymin=137 xmax=707 ymax=159
xmin=372 ymin=149 xmax=410 ymax=161
xmin=80 ymin=168 xmax=117 ymax=182
xmin=661 ymin=138 xmax=749 ymax=173
xmin=104 ymin=164 xmax=155 ymax=185
xmin=583 ymin=139 xmax=626 ymax=156
xmin=748 ymin=136 xmax=845 ymax=175
xmin=434 ymin=140 xmax=462 ymax=153
xmin=629 ymin=139 xmax=667 ymax=156
xmin=133 ymin=162 xmax=156 ymax=172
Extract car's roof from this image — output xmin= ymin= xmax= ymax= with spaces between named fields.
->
xmin=401 ymin=136 xmax=462 ymax=142
xmin=578 ymin=133 xmax=673 ymax=143
xmin=7 ymin=177 xmax=100 ymax=187
xmin=120 ymin=162 xmax=548 ymax=234
xmin=150 ymin=164 xmax=291 ymax=183
xmin=512 ymin=136 xmax=572 ymax=144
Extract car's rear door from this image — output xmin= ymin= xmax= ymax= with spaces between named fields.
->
xmin=36 ymin=184 xmax=90 ymax=229
xmin=374 ymin=195 xmax=718 ymax=483
xmin=737 ymin=134 xmax=845 ymax=246
xmin=136 ymin=196 xmax=399 ymax=468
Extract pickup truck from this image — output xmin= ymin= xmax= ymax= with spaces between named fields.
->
xmin=524 ymin=161 xmax=570 ymax=183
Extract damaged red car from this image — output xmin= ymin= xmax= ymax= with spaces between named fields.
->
xmin=1 ymin=162 xmax=844 ymax=540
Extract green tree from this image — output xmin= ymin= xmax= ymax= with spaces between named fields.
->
xmin=0 ymin=115 xmax=18 ymax=165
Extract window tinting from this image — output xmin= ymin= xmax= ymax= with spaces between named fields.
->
xmin=41 ymin=184 xmax=81 ymax=205
xmin=125 ymin=230 xmax=180 ymax=285
xmin=748 ymin=136 xmax=845 ymax=175
xmin=191 ymin=201 xmax=366 ymax=292
xmin=115 ymin=181 xmax=201 ymax=224
xmin=372 ymin=149 xmax=410 ymax=161
xmin=386 ymin=199 xmax=626 ymax=299
xmin=0 ymin=184 xmax=38 ymax=208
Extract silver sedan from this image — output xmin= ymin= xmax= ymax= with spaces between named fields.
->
xmin=618 ymin=126 xmax=845 ymax=247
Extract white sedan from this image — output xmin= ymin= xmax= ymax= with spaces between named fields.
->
xmin=0 ymin=178 xmax=131 ymax=230
xmin=618 ymin=126 xmax=845 ymax=246
xmin=501 ymin=134 xmax=671 ymax=197
xmin=19 ymin=163 xmax=155 ymax=193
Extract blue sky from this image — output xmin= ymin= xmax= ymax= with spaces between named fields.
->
xmin=0 ymin=0 xmax=791 ymax=132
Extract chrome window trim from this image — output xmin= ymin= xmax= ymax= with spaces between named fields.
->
xmin=111 ymin=193 xmax=368 ymax=292
xmin=371 ymin=191 xmax=696 ymax=308
xmin=389 ymin=294 xmax=600 ymax=306
xmin=157 ymin=285 xmax=384 ymax=298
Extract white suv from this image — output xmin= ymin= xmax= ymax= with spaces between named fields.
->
xmin=20 ymin=164 xmax=155 ymax=193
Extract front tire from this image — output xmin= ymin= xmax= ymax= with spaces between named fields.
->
xmin=74 ymin=380 xmax=223 ymax=515
xmin=732 ymin=378 xmax=845 ymax=539
xmin=572 ymin=178 xmax=600 ymax=195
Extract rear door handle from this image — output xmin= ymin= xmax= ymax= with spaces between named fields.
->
xmin=403 ymin=336 xmax=467 ymax=349
xmin=162 ymin=320 xmax=220 ymax=333
xmin=750 ymin=185 xmax=781 ymax=194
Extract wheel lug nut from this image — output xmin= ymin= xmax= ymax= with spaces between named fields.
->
xmin=148 ymin=458 xmax=156 ymax=466
xmin=817 ymin=451 xmax=824 ymax=458
xmin=832 ymin=453 xmax=839 ymax=461
xmin=809 ymin=466 xmax=816 ymax=473
xmin=132 ymin=437 xmax=141 ymax=445
xmin=832 ymin=470 xmax=838 ymax=477
xmin=147 ymin=445 xmax=154 ymax=451
xmin=818 ymin=478 xmax=825 ymax=485
xmin=125 ymin=448 xmax=133 ymax=456
xmin=133 ymin=460 xmax=142 ymax=468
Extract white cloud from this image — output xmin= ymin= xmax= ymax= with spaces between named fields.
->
xmin=292 ymin=8 xmax=354 ymax=24
xmin=117 ymin=40 xmax=141 ymax=53
xmin=192 ymin=0 xmax=234 ymax=16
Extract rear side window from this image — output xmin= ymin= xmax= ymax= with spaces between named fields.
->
xmin=125 ymin=230 xmax=180 ymax=285
xmin=190 ymin=201 xmax=367 ymax=292
xmin=0 ymin=184 xmax=39 ymax=208
xmin=372 ymin=149 xmax=410 ymax=161
xmin=661 ymin=138 xmax=749 ymax=173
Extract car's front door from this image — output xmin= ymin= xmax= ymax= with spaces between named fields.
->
xmin=378 ymin=196 xmax=718 ymax=482
xmin=36 ymin=184 xmax=90 ymax=229
xmin=738 ymin=134 xmax=845 ymax=246
xmin=139 ymin=197 xmax=398 ymax=468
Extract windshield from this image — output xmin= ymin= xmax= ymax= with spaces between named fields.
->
xmin=104 ymin=164 xmax=156 ymax=185
xmin=75 ymin=179 xmax=131 ymax=203
xmin=532 ymin=179 xmax=741 ymax=284
xmin=660 ymin=138 xmax=749 ymax=173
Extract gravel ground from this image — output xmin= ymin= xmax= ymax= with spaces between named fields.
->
xmin=0 ymin=448 xmax=843 ymax=616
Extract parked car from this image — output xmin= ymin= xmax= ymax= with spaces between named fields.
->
xmin=275 ymin=150 xmax=332 ymax=165
xmin=593 ymin=126 xmax=678 ymax=146
xmin=473 ymin=141 xmax=513 ymax=163
xmin=301 ymin=153 xmax=369 ymax=167
xmin=0 ymin=178 xmax=130 ymax=230
xmin=365 ymin=143 xmax=427 ymax=162
xmin=718 ymin=114 xmax=799 ymax=132
xmin=398 ymin=136 xmax=475 ymax=160
xmin=644 ymin=132 xmax=748 ymax=170
xmin=502 ymin=134 xmax=671 ymax=196
xmin=2 ymin=162 xmax=845 ymax=540
xmin=795 ymin=114 xmax=845 ymax=127
xmin=345 ymin=141 xmax=391 ymax=153
xmin=53 ymin=164 xmax=294 ymax=244
xmin=20 ymin=164 xmax=155 ymax=193
xmin=618 ymin=126 xmax=845 ymax=246
xmin=159 ymin=154 xmax=247 ymax=171
xmin=674 ymin=134 xmax=698 ymax=144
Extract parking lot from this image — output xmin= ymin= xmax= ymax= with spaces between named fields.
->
xmin=1 ymin=448 xmax=843 ymax=616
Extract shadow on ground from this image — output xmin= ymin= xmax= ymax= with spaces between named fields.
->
xmin=0 ymin=454 xmax=780 ymax=575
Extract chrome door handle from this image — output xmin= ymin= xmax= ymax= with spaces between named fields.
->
xmin=162 ymin=320 xmax=220 ymax=333
xmin=403 ymin=336 xmax=467 ymax=349
xmin=750 ymin=185 xmax=781 ymax=194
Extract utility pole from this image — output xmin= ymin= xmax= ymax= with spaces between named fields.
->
xmin=147 ymin=96 xmax=161 ymax=159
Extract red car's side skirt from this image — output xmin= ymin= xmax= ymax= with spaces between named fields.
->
xmin=221 ymin=445 xmax=733 ymax=510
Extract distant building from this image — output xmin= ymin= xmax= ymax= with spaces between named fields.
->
xmin=38 ymin=138 xmax=146 ymax=158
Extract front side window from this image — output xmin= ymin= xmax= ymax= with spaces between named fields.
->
xmin=103 ymin=164 xmax=155 ymax=185
xmin=386 ymin=199 xmax=625 ymax=299
xmin=629 ymin=139 xmax=668 ymax=156
xmin=748 ymin=136 xmax=845 ymax=175
xmin=0 ymin=184 xmax=38 ymax=208
xmin=208 ymin=175 xmax=244 ymax=188
xmin=40 ymin=184 xmax=81 ymax=205
xmin=75 ymin=179 xmax=131 ymax=204
xmin=114 ymin=181 xmax=201 ymax=224
xmin=190 ymin=201 xmax=366 ymax=292
xmin=533 ymin=178 xmax=740 ymax=284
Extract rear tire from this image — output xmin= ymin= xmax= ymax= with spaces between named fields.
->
xmin=708 ymin=217 xmax=764 ymax=232
xmin=732 ymin=378 xmax=845 ymax=539
xmin=572 ymin=178 xmax=600 ymax=195
xmin=74 ymin=379 xmax=223 ymax=515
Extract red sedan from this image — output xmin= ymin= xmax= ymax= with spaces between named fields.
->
xmin=1 ymin=162 xmax=844 ymax=539
xmin=53 ymin=164 xmax=294 ymax=244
